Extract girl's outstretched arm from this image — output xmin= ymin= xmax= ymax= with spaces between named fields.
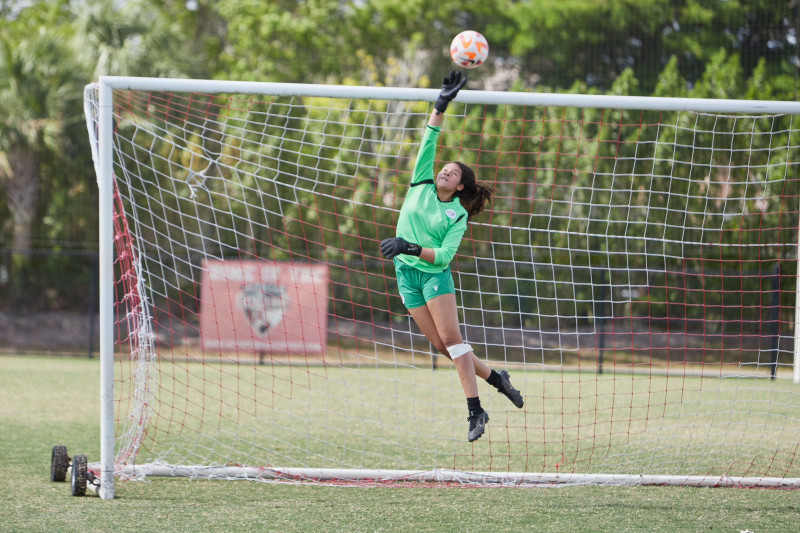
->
xmin=429 ymin=70 xmax=467 ymax=127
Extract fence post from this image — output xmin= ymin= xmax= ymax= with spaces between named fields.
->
xmin=88 ymin=255 xmax=98 ymax=359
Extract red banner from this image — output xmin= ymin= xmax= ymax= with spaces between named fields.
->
xmin=200 ymin=260 xmax=329 ymax=354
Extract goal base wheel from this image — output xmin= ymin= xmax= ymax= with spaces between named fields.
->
xmin=51 ymin=445 xmax=69 ymax=482
xmin=70 ymin=454 xmax=87 ymax=496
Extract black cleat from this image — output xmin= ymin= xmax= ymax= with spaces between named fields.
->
xmin=467 ymin=410 xmax=489 ymax=442
xmin=497 ymin=370 xmax=524 ymax=408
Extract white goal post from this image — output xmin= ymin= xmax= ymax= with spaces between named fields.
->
xmin=86 ymin=76 xmax=800 ymax=499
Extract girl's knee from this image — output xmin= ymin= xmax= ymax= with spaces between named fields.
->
xmin=445 ymin=343 xmax=473 ymax=360
xmin=441 ymin=335 xmax=463 ymax=347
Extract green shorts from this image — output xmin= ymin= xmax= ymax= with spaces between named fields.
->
xmin=394 ymin=258 xmax=455 ymax=309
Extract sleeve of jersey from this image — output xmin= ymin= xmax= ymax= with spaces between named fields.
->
xmin=410 ymin=125 xmax=441 ymax=185
xmin=433 ymin=216 xmax=468 ymax=267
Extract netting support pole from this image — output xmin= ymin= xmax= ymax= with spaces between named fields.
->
xmin=596 ymin=269 xmax=608 ymax=375
xmin=770 ymin=264 xmax=781 ymax=380
xmin=794 ymin=222 xmax=800 ymax=383
xmin=98 ymin=79 xmax=115 ymax=499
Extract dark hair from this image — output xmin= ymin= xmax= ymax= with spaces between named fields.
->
xmin=453 ymin=162 xmax=493 ymax=219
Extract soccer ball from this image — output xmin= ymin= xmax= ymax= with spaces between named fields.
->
xmin=450 ymin=30 xmax=489 ymax=69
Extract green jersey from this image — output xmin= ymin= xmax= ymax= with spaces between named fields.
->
xmin=395 ymin=125 xmax=468 ymax=273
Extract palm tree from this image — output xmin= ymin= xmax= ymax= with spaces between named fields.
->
xmin=0 ymin=27 xmax=81 ymax=255
xmin=72 ymin=0 xmax=199 ymax=78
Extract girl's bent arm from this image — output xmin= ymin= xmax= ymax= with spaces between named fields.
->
xmin=418 ymin=247 xmax=436 ymax=264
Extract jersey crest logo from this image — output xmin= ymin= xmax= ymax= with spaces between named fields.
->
xmin=445 ymin=209 xmax=457 ymax=219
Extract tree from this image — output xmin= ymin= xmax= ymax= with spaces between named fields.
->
xmin=0 ymin=24 xmax=83 ymax=304
xmin=71 ymin=0 xmax=202 ymax=78
xmin=215 ymin=0 xmax=507 ymax=84
xmin=0 ymin=28 xmax=81 ymax=251
xmin=498 ymin=0 xmax=799 ymax=92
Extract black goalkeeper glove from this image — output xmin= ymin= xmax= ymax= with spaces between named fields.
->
xmin=380 ymin=237 xmax=422 ymax=259
xmin=434 ymin=70 xmax=467 ymax=114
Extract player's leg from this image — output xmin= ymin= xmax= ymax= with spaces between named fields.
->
xmin=396 ymin=260 xmax=450 ymax=355
xmin=425 ymin=292 xmax=524 ymax=409
xmin=398 ymin=262 xmax=477 ymax=386
xmin=407 ymin=297 xmax=485 ymax=441
xmin=406 ymin=302 xmax=493 ymax=380
xmin=407 ymin=304 xmax=449 ymax=358
xmin=417 ymin=270 xmax=488 ymax=375
xmin=408 ymin=303 xmax=490 ymax=381
xmin=424 ymin=293 xmax=479 ymax=395
xmin=425 ymin=293 xmax=489 ymax=441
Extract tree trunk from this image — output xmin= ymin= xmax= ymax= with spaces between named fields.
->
xmin=1 ymin=144 xmax=39 ymax=310
xmin=5 ymin=145 xmax=39 ymax=251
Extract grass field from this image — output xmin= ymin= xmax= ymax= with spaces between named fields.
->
xmin=3 ymin=355 xmax=800 ymax=532
xmin=108 ymin=353 xmax=800 ymax=479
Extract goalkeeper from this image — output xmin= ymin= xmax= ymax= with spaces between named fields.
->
xmin=381 ymin=71 xmax=524 ymax=443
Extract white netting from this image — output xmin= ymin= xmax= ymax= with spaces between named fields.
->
xmin=85 ymin=81 xmax=800 ymax=486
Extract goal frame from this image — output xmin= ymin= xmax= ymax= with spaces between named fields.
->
xmin=93 ymin=75 xmax=800 ymax=499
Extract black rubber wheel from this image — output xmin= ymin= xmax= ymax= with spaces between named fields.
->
xmin=70 ymin=454 xmax=87 ymax=496
xmin=51 ymin=445 xmax=69 ymax=482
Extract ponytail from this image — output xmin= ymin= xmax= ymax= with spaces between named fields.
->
xmin=454 ymin=162 xmax=493 ymax=219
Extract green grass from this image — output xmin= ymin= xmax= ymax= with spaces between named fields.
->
xmin=111 ymin=357 xmax=800 ymax=478
xmin=2 ymin=355 xmax=800 ymax=532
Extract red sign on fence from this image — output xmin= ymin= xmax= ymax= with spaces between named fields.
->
xmin=200 ymin=260 xmax=329 ymax=354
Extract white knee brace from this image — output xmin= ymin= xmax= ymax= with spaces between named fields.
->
xmin=446 ymin=343 xmax=473 ymax=360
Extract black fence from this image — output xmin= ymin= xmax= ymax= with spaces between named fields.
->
xmin=0 ymin=248 xmax=98 ymax=357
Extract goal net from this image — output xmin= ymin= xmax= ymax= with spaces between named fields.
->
xmin=84 ymin=79 xmax=800 ymax=495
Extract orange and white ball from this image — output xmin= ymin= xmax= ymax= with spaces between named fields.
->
xmin=450 ymin=30 xmax=489 ymax=69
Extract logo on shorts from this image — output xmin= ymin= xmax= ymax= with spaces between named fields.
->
xmin=445 ymin=209 xmax=456 ymax=219
xmin=433 ymin=285 xmax=439 ymax=292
